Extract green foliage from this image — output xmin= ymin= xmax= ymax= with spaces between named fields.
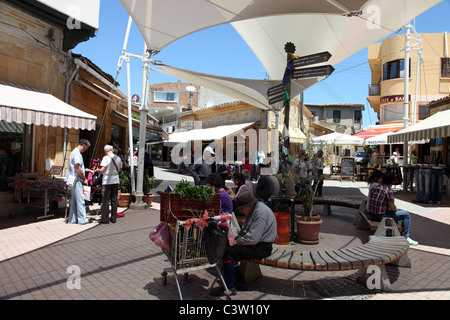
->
xmin=143 ymin=169 xmax=155 ymax=194
xmin=362 ymin=145 xmax=373 ymax=166
xmin=119 ymin=171 xmax=131 ymax=193
xmin=170 ymin=179 xmax=214 ymax=201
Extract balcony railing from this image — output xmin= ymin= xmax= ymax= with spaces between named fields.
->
xmin=368 ymin=84 xmax=380 ymax=96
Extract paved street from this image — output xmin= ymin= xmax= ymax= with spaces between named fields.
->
xmin=0 ymin=166 xmax=449 ymax=302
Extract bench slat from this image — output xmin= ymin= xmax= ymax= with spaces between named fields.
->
xmin=310 ymin=251 xmax=328 ymax=271
xmin=364 ymin=243 xmax=404 ymax=260
xmin=289 ymin=250 xmax=302 ymax=269
xmin=276 ymin=250 xmax=294 ymax=269
xmin=264 ymin=248 xmax=282 ymax=266
xmin=322 ymin=250 xmax=353 ymax=270
xmin=338 ymin=249 xmax=374 ymax=267
xmin=301 ymin=251 xmax=315 ymax=270
xmin=317 ymin=251 xmax=341 ymax=271
xmin=352 ymin=246 xmax=392 ymax=264
xmin=346 ymin=247 xmax=383 ymax=265
xmin=332 ymin=249 xmax=364 ymax=269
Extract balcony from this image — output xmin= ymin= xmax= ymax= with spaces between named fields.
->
xmin=368 ymin=84 xmax=380 ymax=96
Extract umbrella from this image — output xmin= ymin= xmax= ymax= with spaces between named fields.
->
xmin=311 ymin=132 xmax=364 ymax=145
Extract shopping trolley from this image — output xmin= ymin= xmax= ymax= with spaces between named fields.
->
xmin=160 ymin=214 xmax=233 ymax=300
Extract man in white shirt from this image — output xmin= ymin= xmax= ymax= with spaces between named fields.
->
xmin=95 ymin=145 xmax=122 ymax=224
xmin=67 ymin=139 xmax=91 ymax=224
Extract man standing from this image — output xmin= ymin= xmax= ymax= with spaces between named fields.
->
xmin=95 ymin=145 xmax=122 ymax=224
xmin=368 ymin=172 xmax=418 ymax=245
xmin=67 ymin=139 xmax=91 ymax=225
xmin=189 ymin=147 xmax=213 ymax=186
xmin=210 ymin=191 xmax=277 ymax=297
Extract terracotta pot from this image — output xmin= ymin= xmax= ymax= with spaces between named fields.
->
xmin=142 ymin=194 xmax=154 ymax=207
xmin=118 ymin=193 xmax=132 ymax=208
xmin=274 ymin=211 xmax=291 ymax=245
xmin=295 ymin=214 xmax=322 ymax=244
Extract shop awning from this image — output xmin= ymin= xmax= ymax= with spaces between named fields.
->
xmin=387 ymin=109 xmax=450 ymax=143
xmin=0 ymin=81 xmax=97 ymax=130
xmin=311 ymin=132 xmax=364 ymax=145
xmin=165 ymin=122 xmax=257 ymax=147
xmin=278 ymin=126 xmax=307 ymax=143
xmin=353 ymin=124 xmax=404 ymax=139
xmin=110 ymin=110 xmax=168 ymax=140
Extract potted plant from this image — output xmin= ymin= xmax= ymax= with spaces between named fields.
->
xmin=118 ymin=170 xmax=132 ymax=207
xmin=142 ymin=169 xmax=155 ymax=207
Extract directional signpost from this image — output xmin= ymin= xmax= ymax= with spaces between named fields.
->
xmin=291 ymin=65 xmax=335 ymax=79
xmin=291 ymin=51 xmax=332 ymax=68
xmin=267 ymin=83 xmax=285 ymax=97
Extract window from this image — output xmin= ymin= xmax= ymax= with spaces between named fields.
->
xmin=354 ymin=110 xmax=361 ymax=124
xmin=442 ymin=58 xmax=450 ymax=78
xmin=333 ymin=110 xmax=341 ymax=123
xmin=383 ymin=59 xmax=410 ymax=81
xmin=418 ymin=104 xmax=430 ymax=120
xmin=154 ymin=92 xmax=177 ymax=102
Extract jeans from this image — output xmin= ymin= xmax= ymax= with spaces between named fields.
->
xmin=403 ymin=165 xmax=414 ymax=192
xmin=371 ymin=210 xmax=412 ymax=238
xmin=414 ymin=166 xmax=422 ymax=201
xmin=68 ymin=180 xmax=87 ymax=224
xmin=430 ymin=168 xmax=444 ymax=203
xmin=101 ymin=184 xmax=118 ymax=222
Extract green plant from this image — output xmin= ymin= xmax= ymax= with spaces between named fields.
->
xmin=119 ymin=170 xmax=131 ymax=193
xmin=170 ymin=179 xmax=214 ymax=201
xmin=362 ymin=145 xmax=373 ymax=167
xmin=143 ymin=169 xmax=155 ymax=194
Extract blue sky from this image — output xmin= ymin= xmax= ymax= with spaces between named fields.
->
xmin=74 ymin=0 xmax=450 ymax=129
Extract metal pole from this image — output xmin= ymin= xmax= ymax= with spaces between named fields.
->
xmin=126 ymin=57 xmax=136 ymax=195
xmin=403 ymin=24 xmax=411 ymax=191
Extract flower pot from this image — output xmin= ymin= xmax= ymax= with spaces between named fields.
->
xmin=295 ymin=214 xmax=322 ymax=244
xmin=142 ymin=194 xmax=154 ymax=207
xmin=118 ymin=193 xmax=132 ymax=208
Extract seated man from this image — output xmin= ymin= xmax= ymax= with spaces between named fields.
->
xmin=210 ymin=191 xmax=277 ymax=297
xmin=367 ymin=172 xmax=418 ymax=245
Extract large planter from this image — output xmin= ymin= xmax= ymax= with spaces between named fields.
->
xmin=143 ymin=194 xmax=154 ymax=207
xmin=118 ymin=192 xmax=132 ymax=208
xmin=295 ymin=214 xmax=322 ymax=244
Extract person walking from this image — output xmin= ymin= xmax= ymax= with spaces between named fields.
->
xmin=367 ymin=171 xmax=418 ymax=245
xmin=67 ymin=139 xmax=91 ymax=225
xmin=94 ymin=145 xmax=122 ymax=224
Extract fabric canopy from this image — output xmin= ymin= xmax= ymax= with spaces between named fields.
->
xmin=121 ymin=0 xmax=441 ymax=80
xmin=353 ymin=123 xmax=404 ymax=139
xmin=0 ymin=81 xmax=97 ymax=131
xmin=165 ymin=122 xmax=256 ymax=146
xmin=154 ymin=64 xmax=319 ymax=110
xmin=365 ymin=132 xmax=426 ymax=145
xmin=387 ymin=109 xmax=450 ymax=144
xmin=312 ymin=132 xmax=364 ymax=145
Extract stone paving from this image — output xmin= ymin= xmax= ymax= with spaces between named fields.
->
xmin=0 ymin=175 xmax=449 ymax=301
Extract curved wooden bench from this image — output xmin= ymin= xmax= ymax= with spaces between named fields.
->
xmin=294 ymin=196 xmax=363 ymax=216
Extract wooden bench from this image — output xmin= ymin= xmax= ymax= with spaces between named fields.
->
xmin=294 ymin=196 xmax=363 ymax=216
xmin=244 ymin=217 xmax=410 ymax=292
xmin=355 ymin=199 xmax=403 ymax=233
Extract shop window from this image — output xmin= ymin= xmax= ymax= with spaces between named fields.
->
xmin=441 ymin=58 xmax=450 ymax=78
xmin=354 ymin=110 xmax=361 ymax=124
xmin=154 ymin=92 xmax=177 ymax=102
xmin=383 ymin=59 xmax=411 ymax=81
xmin=418 ymin=104 xmax=430 ymax=120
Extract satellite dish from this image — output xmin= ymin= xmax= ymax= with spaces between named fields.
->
xmin=186 ymin=85 xmax=196 ymax=92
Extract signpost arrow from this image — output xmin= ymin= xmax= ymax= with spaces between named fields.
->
xmin=267 ymin=83 xmax=285 ymax=97
xmin=292 ymin=51 xmax=332 ymax=68
xmin=268 ymin=93 xmax=285 ymax=105
xmin=291 ymin=65 xmax=335 ymax=79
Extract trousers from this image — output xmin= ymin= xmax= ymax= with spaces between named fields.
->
xmin=430 ymin=168 xmax=444 ymax=203
xmin=101 ymin=184 xmax=119 ymax=222
xmin=68 ymin=180 xmax=87 ymax=224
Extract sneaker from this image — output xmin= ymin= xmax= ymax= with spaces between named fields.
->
xmin=209 ymin=286 xmax=237 ymax=297
xmin=407 ymin=237 xmax=419 ymax=246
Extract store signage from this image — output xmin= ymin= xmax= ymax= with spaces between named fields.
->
xmin=380 ymin=95 xmax=411 ymax=104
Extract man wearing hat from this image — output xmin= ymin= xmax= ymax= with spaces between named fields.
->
xmin=189 ymin=146 xmax=214 ymax=185
xmin=210 ymin=191 xmax=277 ymax=297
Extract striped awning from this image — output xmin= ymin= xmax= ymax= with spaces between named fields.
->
xmin=387 ymin=109 xmax=450 ymax=143
xmin=0 ymin=81 xmax=97 ymax=131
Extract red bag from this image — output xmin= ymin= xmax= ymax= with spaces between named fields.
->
xmin=150 ymin=222 xmax=170 ymax=249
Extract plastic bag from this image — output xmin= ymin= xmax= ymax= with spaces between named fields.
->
xmin=82 ymin=186 xmax=91 ymax=201
xmin=149 ymin=222 xmax=170 ymax=249
xmin=204 ymin=219 xmax=228 ymax=264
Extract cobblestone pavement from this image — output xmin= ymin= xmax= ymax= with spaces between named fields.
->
xmin=0 ymin=175 xmax=449 ymax=302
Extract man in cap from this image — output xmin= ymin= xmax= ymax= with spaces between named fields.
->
xmin=189 ymin=146 xmax=214 ymax=185
xmin=210 ymin=191 xmax=277 ymax=297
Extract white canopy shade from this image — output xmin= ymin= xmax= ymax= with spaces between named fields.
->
xmin=387 ymin=109 xmax=450 ymax=144
xmin=312 ymin=132 xmax=364 ymax=145
xmin=153 ymin=64 xmax=319 ymax=110
xmin=120 ymin=0 xmax=441 ymax=80
xmin=0 ymin=81 xmax=97 ymax=131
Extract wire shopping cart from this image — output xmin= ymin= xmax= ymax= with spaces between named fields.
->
xmin=160 ymin=215 xmax=233 ymax=300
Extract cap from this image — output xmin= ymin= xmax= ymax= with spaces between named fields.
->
xmin=204 ymin=146 xmax=215 ymax=155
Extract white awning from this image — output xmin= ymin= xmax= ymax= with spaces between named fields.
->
xmin=154 ymin=64 xmax=318 ymax=110
xmin=120 ymin=0 xmax=441 ymax=80
xmin=387 ymin=109 xmax=450 ymax=143
xmin=0 ymin=81 xmax=97 ymax=131
xmin=165 ymin=122 xmax=256 ymax=146
xmin=312 ymin=132 xmax=364 ymax=145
